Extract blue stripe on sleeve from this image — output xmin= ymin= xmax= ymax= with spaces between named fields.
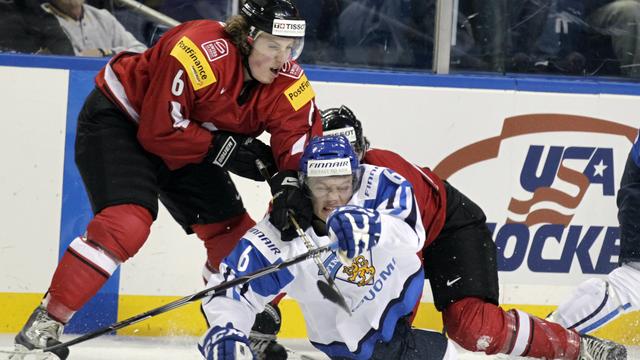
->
xmin=375 ymin=173 xmax=418 ymax=233
xmin=579 ymin=303 xmax=632 ymax=333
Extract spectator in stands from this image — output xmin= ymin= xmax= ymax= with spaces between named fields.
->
xmin=458 ymin=0 xmax=552 ymax=73
xmin=525 ymin=0 xmax=591 ymax=75
xmin=337 ymin=0 xmax=416 ymax=68
xmin=159 ymin=0 xmax=231 ymax=22
xmin=0 ymin=0 xmax=74 ymax=55
xmin=523 ymin=0 xmax=639 ymax=77
xmin=41 ymin=0 xmax=146 ymax=57
xmin=296 ymin=0 xmax=342 ymax=65
xmin=589 ymin=0 xmax=640 ymax=77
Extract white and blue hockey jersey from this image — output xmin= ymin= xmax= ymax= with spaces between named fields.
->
xmin=202 ymin=164 xmax=426 ymax=360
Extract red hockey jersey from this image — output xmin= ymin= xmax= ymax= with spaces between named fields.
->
xmin=95 ymin=20 xmax=322 ymax=171
xmin=364 ymin=148 xmax=447 ymax=248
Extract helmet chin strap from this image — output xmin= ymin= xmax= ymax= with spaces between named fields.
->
xmin=242 ymin=55 xmax=255 ymax=81
xmin=242 ymin=27 xmax=263 ymax=81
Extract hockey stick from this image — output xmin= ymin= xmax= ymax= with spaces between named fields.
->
xmin=288 ymin=214 xmax=350 ymax=315
xmin=39 ymin=244 xmax=333 ymax=354
xmin=255 ymin=159 xmax=351 ymax=315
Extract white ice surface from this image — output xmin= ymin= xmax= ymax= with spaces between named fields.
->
xmin=1 ymin=334 xmax=638 ymax=359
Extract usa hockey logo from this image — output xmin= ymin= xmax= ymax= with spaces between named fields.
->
xmin=434 ymin=114 xmax=636 ymax=275
xmin=201 ymin=39 xmax=229 ymax=62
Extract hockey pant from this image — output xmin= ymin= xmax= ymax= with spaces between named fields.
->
xmin=196 ymin=213 xmax=255 ymax=282
xmin=333 ymin=319 xmax=457 ymax=360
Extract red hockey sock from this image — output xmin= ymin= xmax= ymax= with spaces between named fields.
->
xmin=443 ymin=297 xmax=580 ymax=359
xmin=46 ymin=239 xmax=117 ymax=323
xmin=524 ymin=315 xmax=581 ymax=359
xmin=46 ymin=204 xmax=152 ymax=323
xmin=193 ymin=212 xmax=256 ymax=271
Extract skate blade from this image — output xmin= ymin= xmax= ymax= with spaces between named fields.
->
xmin=285 ymin=348 xmax=322 ymax=360
xmin=0 ymin=347 xmax=59 ymax=360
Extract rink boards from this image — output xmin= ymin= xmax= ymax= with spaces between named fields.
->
xmin=0 ymin=54 xmax=638 ymax=345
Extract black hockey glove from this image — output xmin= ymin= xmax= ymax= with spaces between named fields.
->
xmin=206 ymin=132 xmax=276 ymax=181
xmin=268 ymin=170 xmax=313 ymax=241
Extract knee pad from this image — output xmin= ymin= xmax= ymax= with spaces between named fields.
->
xmin=193 ymin=212 xmax=255 ymax=269
xmin=86 ymin=204 xmax=153 ymax=262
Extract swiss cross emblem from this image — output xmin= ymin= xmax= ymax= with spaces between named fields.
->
xmin=201 ymin=39 xmax=229 ymax=62
xmin=279 ymin=61 xmax=303 ymax=79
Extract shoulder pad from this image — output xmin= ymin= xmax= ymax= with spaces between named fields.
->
xmin=282 ymin=73 xmax=315 ymax=111
xmin=244 ymin=222 xmax=286 ymax=262
xmin=359 ymin=164 xmax=382 ymax=198
xmin=200 ymin=38 xmax=230 ymax=62
xmin=170 ymin=35 xmax=217 ymax=90
xmin=381 ymin=167 xmax=406 ymax=185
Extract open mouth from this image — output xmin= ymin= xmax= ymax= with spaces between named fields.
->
xmin=270 ymin=67 xmax=279 ymax=76
xmin=324 ymin=206 xmax=336 ymax=213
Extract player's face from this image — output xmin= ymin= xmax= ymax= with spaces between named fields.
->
xmin=248 ymin=33 xmax=295 ymax=84
xmin=307 ymin=175 xmax=354 ymax=221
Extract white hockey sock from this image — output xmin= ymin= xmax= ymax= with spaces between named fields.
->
xmin=552 ymin=265 xmax=640 ymax=334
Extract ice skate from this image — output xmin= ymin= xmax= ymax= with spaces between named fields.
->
xmin=249 ymin=303 xmax=288 ymax=360
xmin=13 ymin=305 xmax=69 ymax=360
xmin=579 ymin=334 xmax=627 ymax=360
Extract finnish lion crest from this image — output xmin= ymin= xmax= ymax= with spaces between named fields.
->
xmin=342 ymin=255 xmax=375 ymax=287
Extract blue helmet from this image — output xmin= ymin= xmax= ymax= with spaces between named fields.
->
xmin=300 ymin=135 xmax=360 ymax=178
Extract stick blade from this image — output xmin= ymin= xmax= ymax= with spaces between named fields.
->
xmin=316 ymin=280 xmax=351 ymax=315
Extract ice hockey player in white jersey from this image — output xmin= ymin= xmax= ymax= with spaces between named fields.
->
xmin=550 ymin=129 xmax=640 ymax=335
xmin=198 ymin=135 xmax=458 ymax=360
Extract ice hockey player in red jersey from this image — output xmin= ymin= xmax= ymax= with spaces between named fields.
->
xmin=320 ymin=105 xmax=628 ymax=360
xmin=13 ymin=1 xmax=321 ymax=358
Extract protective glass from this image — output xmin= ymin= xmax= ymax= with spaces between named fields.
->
xmin=252 ymin=32 xmax=305 ymax=61
xmin=305 ymin=177 xmax=354 ymax=200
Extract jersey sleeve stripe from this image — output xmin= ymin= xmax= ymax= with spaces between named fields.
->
xmin=104 ymin=63 xmax=140 ymax=121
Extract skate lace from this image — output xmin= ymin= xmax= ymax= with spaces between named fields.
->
xmin=249 ymin=331 xmax=276 ymax=360
xmin=581 ymin=336 xmax=615 ymax=360
xmin=26 ymin=310 xmax=63 ymax=348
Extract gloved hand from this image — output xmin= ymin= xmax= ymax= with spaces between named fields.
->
xmin=268 ymin=170 xmax=312 ymax=241
xmin=327 ymin=205 xmax=381 ymax=261
xmin=198 ymin=323 xmax=254 ymax=360
xmin=207 ymin=132 xmax=276 ymax=181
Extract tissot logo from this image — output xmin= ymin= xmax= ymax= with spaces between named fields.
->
xmin=434 ymin=114 xmax=637 ymax=275
xmin=272 ymin=23 xmax=305 ymax=30
xmin=271 ymin=19 xmax=305 ymax=37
